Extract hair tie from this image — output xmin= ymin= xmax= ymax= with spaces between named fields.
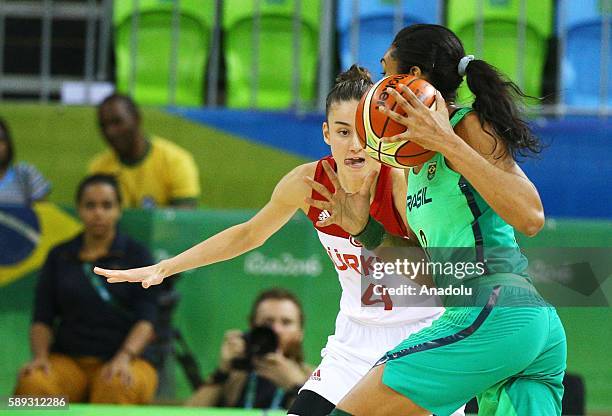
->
xmin=458 ymin=55 xmax=475 ymax=77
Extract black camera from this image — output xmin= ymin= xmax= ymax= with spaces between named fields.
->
xmin=230 ymin=326 xmax=279 ymax=371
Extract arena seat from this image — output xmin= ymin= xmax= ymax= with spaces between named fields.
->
xmin=337 ymin=0 xmax=441 ymax=80
xmin=559 ymin=0 xmax=612 ymax=108
xmin=447 ymin=0 xmax=553 ymax=104
xmin=222 ymin=0 xmax=321 ymax=109
xmin=113 ymin=0 xmax=214 ymax=106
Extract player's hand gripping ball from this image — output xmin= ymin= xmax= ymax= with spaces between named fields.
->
xmin=356 ymin=74 xmax=437 ymax=168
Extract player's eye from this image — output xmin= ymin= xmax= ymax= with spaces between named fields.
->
xmin=338 ymin=129 xmax=349 ymax=136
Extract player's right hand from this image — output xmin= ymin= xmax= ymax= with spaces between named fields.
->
xmin=93 ymin=263 xmax=165 ymax=289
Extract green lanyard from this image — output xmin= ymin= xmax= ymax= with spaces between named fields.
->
xmin=243 ymin=371 xmax=285 ymax=410
xmin=83 ymin=262 xmax=113 ymax=301
xmin=82 ymin=262 xmax=131 ymax=318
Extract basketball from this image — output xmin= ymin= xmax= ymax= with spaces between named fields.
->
xmin=355 ymin=74 xmax=437 ymax=169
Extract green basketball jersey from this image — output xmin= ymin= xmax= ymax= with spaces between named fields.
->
xmin=406 ymin=108 xmax=528 ymax=285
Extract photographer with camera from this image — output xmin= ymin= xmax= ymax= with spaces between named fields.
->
xmin=186 ymin=288 xmax=312 ymax=410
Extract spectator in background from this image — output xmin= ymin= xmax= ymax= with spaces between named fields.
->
xmin=186 ymin=288 xmax=312 ymax=410
xmin=0 ymin=117 xmax=51 ymax=204
xmin=89 ymin=93 xmax=200 ymax=209
xmin=14 ymin=174 xmax=160 ymax=404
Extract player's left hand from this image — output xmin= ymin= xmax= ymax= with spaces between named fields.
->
xmin=253 ymin=352 xmax=307 ymax=390
xmin=304 ymin=160 xmax=376 ymax=235
xmin=377 ymin=86 xmax=460 ymax=154
xmin=94 ymin=263 xmax=166 ymax=289
xmin=101 ymin=353 xmax=134 ymax=387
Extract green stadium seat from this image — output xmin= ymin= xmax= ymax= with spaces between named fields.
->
xmin=447 ymin=0 xmax=553 ymax=104
xmin=223 ymin=0 xmax=321 ymax=109
xmin=113 ymin=0 xmax=214 ymax=106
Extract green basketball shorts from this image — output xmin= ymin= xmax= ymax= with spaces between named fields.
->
xmin=377 ymin=283 xmax=567 ymax=416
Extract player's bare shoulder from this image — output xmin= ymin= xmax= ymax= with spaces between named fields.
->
xmin=453 ymin=110 xmax=487 ymax=144
xmin=454 ymin=110 xmax=513 ymax=167
xmin=271 ymin=162 xmax=318 ymax=212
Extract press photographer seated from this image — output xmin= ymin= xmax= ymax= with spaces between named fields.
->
xmin=186 ymin=288 xmax=312 ymax=410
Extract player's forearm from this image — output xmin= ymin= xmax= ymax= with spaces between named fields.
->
xmin=30 ymin=322 xmax=53 ymax=359
xmin=159 ymin=223 xmax=264 ymax=276
xmin=444 ymin=138 xmax=544 ymax=236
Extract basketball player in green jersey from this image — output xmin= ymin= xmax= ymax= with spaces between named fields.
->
xmin=306 ymin=24 xmax=567 ymax=416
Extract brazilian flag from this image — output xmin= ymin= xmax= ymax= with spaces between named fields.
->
xmin=0 ymin=202 xmax=81 ymax=286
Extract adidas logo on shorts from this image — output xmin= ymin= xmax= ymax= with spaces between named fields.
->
xmin=310 ymin=369 xmax=321 ymax=381
xmin=318 ymin=210 xmax=331 ymax=222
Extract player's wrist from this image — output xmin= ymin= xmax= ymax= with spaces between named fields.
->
xmin=352 ymin=216 xmax=386 ymax=250
xmin=349 ymin=216 xmax=370 ymax=236
xmin=157 ymin=259 xmax=174 ymax=278
xmin=439 ymin=132 xmax=469 ymax=161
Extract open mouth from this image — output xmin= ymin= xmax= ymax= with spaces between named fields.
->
xmin=344 ymin=157 xmax=366 ymax=168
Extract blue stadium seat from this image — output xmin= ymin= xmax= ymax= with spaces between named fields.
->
xmin=337 ymin=0 xmax=441 ymax=80
xmin=559 ymin=0 xmax=612 ymax=108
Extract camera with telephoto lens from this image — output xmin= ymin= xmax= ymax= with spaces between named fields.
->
xmin=230 ymin=326 xmax=278 ymax=371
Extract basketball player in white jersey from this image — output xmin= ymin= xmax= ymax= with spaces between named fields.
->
xmin=95 ymin=65 xmax=463 ymax=416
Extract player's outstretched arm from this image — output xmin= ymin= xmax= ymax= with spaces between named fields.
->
xmin=304 ymin=160 xmax=375 ymax=235
xmin=95 ymin=164 xmax=314 ymax=288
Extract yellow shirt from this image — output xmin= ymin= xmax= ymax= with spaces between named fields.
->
xmin=89 ymin=136 xmax=200 ymax=208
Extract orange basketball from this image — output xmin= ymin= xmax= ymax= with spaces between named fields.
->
xmin=355 ymin=74 xmax=437 ymax=168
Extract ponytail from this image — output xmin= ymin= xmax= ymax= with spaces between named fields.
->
xmin=464 ymin=60 xmax=542 ymax=159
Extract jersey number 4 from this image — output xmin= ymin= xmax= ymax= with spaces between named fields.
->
xmin=361 ymin=283 xmax=393 ymax=310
